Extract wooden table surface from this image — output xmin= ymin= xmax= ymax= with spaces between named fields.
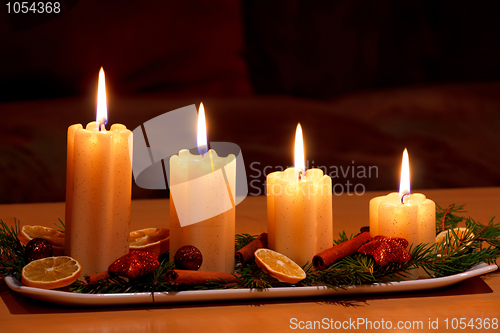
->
xmin=1 ymin=188 xmax=500 ymax=332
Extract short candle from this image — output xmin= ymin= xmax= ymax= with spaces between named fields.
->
xmin=369 ymin=149 xmax=435 ymax=247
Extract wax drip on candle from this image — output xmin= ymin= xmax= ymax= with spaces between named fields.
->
xmin=96 ymin=67 xmax=108 ymax=132
xmin=399 ymin=148 xmax=410 ymax=203
xmin=294 ymin=123 xmax=305 ymax=180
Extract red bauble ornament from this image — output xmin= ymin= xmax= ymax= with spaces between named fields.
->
xmin=174 ymin=245 xmax=203 ymax=270
xmin=25 ymin=238 xmax=53 ymax=262
xmin=358 ymin=236 xmax=411 ymax=266
xmin=108 ymin=250 xmax=159 ymax=278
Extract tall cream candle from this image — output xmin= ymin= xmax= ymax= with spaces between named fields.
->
xmin=65 ymin=68 xmax=132 ymax=276
xmin=267 ymin=124 xmax=333 ymax=267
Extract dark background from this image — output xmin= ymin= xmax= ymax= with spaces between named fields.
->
xmin=1 ymin=0 xmax=500 ymax=203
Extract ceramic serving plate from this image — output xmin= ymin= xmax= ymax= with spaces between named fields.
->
xmin=5 ymin=263 xmax=497 ymax=306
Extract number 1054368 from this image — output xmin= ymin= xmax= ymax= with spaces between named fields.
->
xmin=6 ymin=2 xmax=61 ymax=14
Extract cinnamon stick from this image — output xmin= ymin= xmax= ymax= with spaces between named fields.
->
xmin=235 ymin=233 xmax=268 ymax=264
xmin=165 ymin=270 xmax=241 ymax=284
xmin=85 ymin=271 xmax=111 ymax=284
xmin=313 ymin=232 xmax=372 ymax=270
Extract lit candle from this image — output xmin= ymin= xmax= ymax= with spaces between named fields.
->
xmin=369 ymin=149 xmax=435 ymax=247
xmin=65 ymin=68 xmax=133 ymax=276
xmin=169 ymin=103 xmax=236 ymax=273
xmin=266 ymin=124 xmax=333 ymax=267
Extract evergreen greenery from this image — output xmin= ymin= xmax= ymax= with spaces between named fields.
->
xmin=0 ymin=219 xmax=26 ymax=281
xmin=1 ymin=204 xmax=499 ymax=297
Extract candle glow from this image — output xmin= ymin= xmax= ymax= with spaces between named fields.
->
xmin=294 ymin=123 xmax=305 ymax=178
xmin=197 ymin=103 xmax=208 ymax=155
xmin=96 ymin=67 xmax=107 ymax=131
xmin=399 ymin=148 xmax=410 ymax=203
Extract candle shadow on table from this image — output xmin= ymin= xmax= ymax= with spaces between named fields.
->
xmin=1 ymin=273 xmax=495 ymax=315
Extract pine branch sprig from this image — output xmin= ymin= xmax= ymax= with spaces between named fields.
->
xmin=469 ymin=216 xmax=500 ymax=248
xmin=436 ymin=203 xmax=466 ymax=232
xmin=333 ymin=231 xmax=352 ymax=245
xmin=235 ymin=233 xmax=258 ymax=252
xmin=0 ymin=219 xmax=26 ymax=280
xmin=236 ymin=261 xmax=278 ymax=290
xmin=54 ymin=219 xmax=65 ymax=233
xmin=2 ymin=201 xmax=500 ymax=297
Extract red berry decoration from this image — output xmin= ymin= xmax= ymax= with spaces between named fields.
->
xmin=25 ymin=238 xmax=54 ymax=262
xmin=174 ymin=245 xmax=203 ymax=270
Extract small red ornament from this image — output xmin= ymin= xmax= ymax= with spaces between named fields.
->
xmin=174 ymin=245 xmax=203 ymax=270
xmin=358 ymin=235 xmax=411 ymax=266
xmin=108 ymin=250 xmax=159 ymax=278
xmin=25 ymin=238 xmax=53 ymax=262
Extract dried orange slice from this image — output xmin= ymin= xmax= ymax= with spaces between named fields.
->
xmin=129 ymin=228 xmax=169 ymax=255
xmin=436 ymin=227 xmax=475 ymax=251
xmin=21 ymin=256 xmax=82 ymax=289
xmin=254 ymin=248 xmax=306 ymax=284
xmin=17 ymin=225 xmax=65 ymax=256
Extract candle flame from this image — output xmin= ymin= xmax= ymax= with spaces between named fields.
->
xmin=399 ymin=148 xmax=410 ymax=203
xmin=294 ymin=123 xmax=305 ymax=178
xmin=197 ymin=102 xmax=208 ymax=155
xmin=96 ymin=67 xmax=107 ymax=131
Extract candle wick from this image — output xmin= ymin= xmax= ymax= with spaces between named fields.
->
xmin=400 ymin=193 xmax=410 ymax=204
xmin=97 ymin=121 xmax=106 ymax=132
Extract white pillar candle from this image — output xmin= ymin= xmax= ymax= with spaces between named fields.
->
xmin=65 ymin=68 xmax=132 ymax=276
xmin=169 ymin=149 xmax=235 ymax=272
xmin=267 ymin=168 xmax=333 ymax=267
xmin=370 ymin=192 xmax=435 ymax=246
xmin=267 ymin=124 xmax=333 ymax=267
xmin=369 ymin=149 xmax=435 ymax=247
xmin=169 ymin=103 xmax=236 ymax=273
